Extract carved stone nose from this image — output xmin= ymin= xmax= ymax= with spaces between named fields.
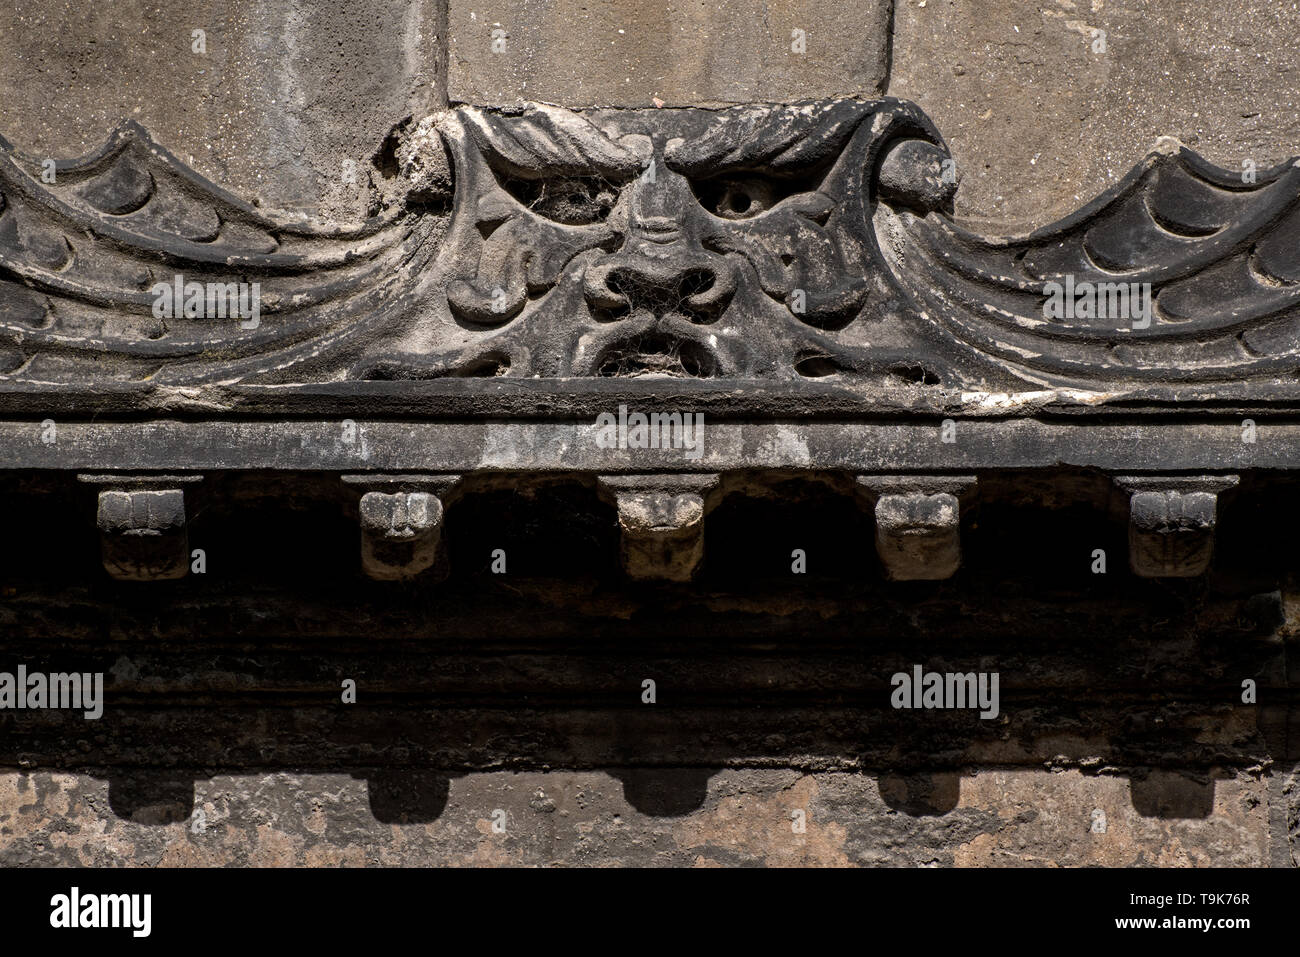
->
xmin=583 ymin=255 xmax=736 ymax=323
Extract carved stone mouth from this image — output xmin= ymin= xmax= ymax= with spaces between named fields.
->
xmin=593 ymin=331 xmax=718 ymax=378
xmin=572 ymin=307 xmax=721 ymax=378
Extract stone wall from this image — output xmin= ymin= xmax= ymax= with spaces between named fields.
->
xmin=1 ymin=0 xmax=1297 ymax=868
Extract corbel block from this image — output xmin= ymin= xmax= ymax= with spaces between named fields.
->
xmin=1113 ymin=475 xmax=1239 ymax=578
xmin=597 ymin=474 xmax=720 ymax=581
xmin=343 ymin=475 xmax=462 ymax=581
xmin=856 ymin=475 xmax=977 ymax=581
xmin=79 ymin=474 xmax=201 ymax=581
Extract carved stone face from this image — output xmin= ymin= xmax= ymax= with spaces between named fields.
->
xmin=361 ymin=98 xmax=953 ymax=380
xmin=0 ymin=98 xmax=964 ymax=388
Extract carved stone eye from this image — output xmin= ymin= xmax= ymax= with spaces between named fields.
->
xmin=499 ymin=174 xmax=620 ymax=225
xmin=691 ymin=170 xmax=829 ymax=221
xmin=693 ymin=175 xmax=778 ymax=219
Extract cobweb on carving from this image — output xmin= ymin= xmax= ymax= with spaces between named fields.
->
xmin=594 ymin=333 xmax=714 ymax=379
xmin=582 ymin=266 xmax=722 ymax=378
xmin=501 ymin=172 xmax=622 ymax=227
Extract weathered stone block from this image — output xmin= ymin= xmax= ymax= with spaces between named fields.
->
xmin=95 ymin=489 xmax=189 ymax=581
xmin=1114 ymin=476 xmax=1238 ymax=578
xmin=448 ymin=0 xmax=891 ymax=107
xmin=0 ymin=0 xmax=445 ymax=219
xmin=345 ymin=475 xmax=461 ymax=580
xmin=359 ymin=491 xmax=444 ymax=581
xmin=598 ymin=474 xmax=719 ymax=581
xmin=889 ymin=0 xmax=1300 ymax=228
xmin=873 ymin=492 xmax=961 ymax=581
xmin=857 ymin=476 xmax=975 ymax=581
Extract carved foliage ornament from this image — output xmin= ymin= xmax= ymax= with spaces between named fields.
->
xmin=2 ymin=98 xmax=1299 ymax=394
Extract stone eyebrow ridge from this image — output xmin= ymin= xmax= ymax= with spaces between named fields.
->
xmin=664 ymin=99 xmax=877 ymax=176
xmin=458 ymin=104 xmax=644 ymax=180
